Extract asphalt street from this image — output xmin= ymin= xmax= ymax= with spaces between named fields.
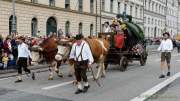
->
xmin=147 ymin=78 xmax=180 ymax=101
xmin=0 ymin=51 xmax=180 ymax=101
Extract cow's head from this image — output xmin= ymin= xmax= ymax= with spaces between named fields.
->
xmin=55 ymin=39 xmax=74 ymax=61
xmin=38 ymin=35 xmax=59 ymax=52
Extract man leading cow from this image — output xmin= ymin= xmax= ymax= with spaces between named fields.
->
xmin=69 ymin=34 xmax=94 ymax=94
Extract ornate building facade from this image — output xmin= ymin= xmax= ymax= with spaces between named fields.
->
xmin=0 ymin=0 xmax=100 ymax=37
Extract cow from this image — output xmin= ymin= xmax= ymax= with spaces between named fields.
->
xmin=31 ymin=35 xmax=63 ymax=80
xmin=55 ymin=37 xmax=110 ymax=80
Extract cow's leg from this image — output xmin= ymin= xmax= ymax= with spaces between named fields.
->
xmin=96 ymin=62 xmax=103 ymax=80
xmin=53 ymin=61 xmax=63 ymax=78
xmin=101 ymin=63 xmax=106 ymax=78
xmin=48 ymin=66 xmax=54 ymax=80
xmin=57 ymin=69 xmax=63 ymax=77
xmin=96 ymin=55 xmax=106 ymax=79
xmin=68 ymin=64 xmax=74 ymax=77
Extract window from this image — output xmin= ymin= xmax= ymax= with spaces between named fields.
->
xmin=31 ymin=18 xmax=38 ymax=36
xmin=79 ymin=22 xmax=83 ymax=34
xmin=31 ymin=0 xmax=38 ymax=3
xmin=130 ymin=5 xmax=133 ymax=16
xmin=118 ymin=2 xmax=121 ymax=14
xmin=144 ymin=17 xmax=146 ymax=23
xmin=148 ymin=18 xmax=150 ymax=24
xmin=46 ymin=17 xmax=57 ymax=35
xmin=124 ymin=4 xmax=127 ymax=12
xmin=148 ymin=1 xmax=151 ymax=10
xmin=79 ymin=0 xmax=83 ymax=12
xmin=9 ymin=15 xmax=17 ymax=35
xmin=156 ymin=4 xmax=158 ymax=12
xmin=49 ymin=0 xmax=55 ymax=6
xmin=110 ymin=0 xmax=114 ymax=13
xmin=65 ymin=0 xmax=70 ymax=9
xmin=135 ymin=7 xmax=138 ymax=17
xmin=140 ymin=8 xmax=143 ymax=18
xmin=90 ymin=0 xmax=94 ymax=13
xmin=102 ymin=0 xmax=105 ymax=11
xmin=65 ymin=21 xmax=70 ymax=36
xmin=90 ymin=24 xmax=93 ymax=36
xmin=152 ymin=2 xmax=154 ymax=11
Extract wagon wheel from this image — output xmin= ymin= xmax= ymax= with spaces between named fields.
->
xmin=140 ymin=52 xmax=147 ymax=66
xmin=119 ymin=56 xmax=128 ymax=72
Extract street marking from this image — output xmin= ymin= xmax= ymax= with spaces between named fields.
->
xmin=176 ymin=60 xmax=180 ymax=62
xmin=0 ymin=78 xmax=9 ymax=81
xmin=42 ymin=76 xmax=93 ymax=90
xmin=130 ymin=72 xmax=180 ymax=101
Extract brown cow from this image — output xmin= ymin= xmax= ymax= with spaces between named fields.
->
xmin=37 ymin=35 xmax=63 ymax=80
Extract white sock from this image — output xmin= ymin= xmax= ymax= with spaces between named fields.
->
xmin=77 ymin=82 xmax=83 ymax=90
xmin=162 ymin=70 xmax=165 ymax=75
xmin=84 ymin=82 xmax=89 ymax=87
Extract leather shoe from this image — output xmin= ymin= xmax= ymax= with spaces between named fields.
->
xmin=159 ymin=75 xmax=165 ymax=78
xmin=83 ymin=85 xmax=90 ymax=93
xmin=15 ymin=80 xmax=23 ymax=83
xmin=75 ymin=89 xmax=83 ymax=94
xmin=167 ymin=72 xmax=170 ymax=76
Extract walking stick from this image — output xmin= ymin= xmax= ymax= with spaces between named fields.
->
xmin=89 ymin=66 xmax=101 ymax=87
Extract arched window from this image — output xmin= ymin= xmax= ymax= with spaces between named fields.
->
xmin=90 ymin=24 xmax=93 ymax=36
xmin=9 ymin=15 xmax=17 ymax=35
xmin=79 ymin=22 xmax=83 ymax=34
xmin=31 ymin=18 xmax=38 ymax=36
xmin=65 ymin=21 xmax=70 ymax=36
xmin=46 ymin=17 xmax=57 ymax=36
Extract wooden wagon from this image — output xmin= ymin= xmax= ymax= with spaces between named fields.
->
xmin=99 ymin=32 xmax=148 ymax=71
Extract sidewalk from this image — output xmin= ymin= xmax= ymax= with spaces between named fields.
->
xmin=0 ymin=64 xmax=49 ymax=79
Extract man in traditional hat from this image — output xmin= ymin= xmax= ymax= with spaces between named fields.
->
xmin=69 ymin=34 xmax=94 ymax=94
xmin=15 ymin=36 xmax=35 ymax=83
xmin=158 ymin=32 xmax=173 ymax=78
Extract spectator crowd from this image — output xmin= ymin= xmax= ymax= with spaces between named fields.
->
xmin=0 ymin=34 xmax=46 ymax=70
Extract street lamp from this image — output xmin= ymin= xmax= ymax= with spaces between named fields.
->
xmin=12 ymin=0 xmax=16 ymax=34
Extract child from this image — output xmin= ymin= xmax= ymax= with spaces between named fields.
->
xmin=2 ymin=52 xmax=9 ymax=69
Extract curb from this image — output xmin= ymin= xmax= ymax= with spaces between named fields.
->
xmin=130 ymin=72 xmax=180 ymax=101
xmin=0 ymin=65 xmax=49 ymax=79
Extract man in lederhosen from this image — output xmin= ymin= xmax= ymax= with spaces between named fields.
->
xmin=158 ymin=32 xmax=173 ymax=78
xmin=15 ymin=36 xmax=35 ymax=83
xmin=69 ymin=34 xmax=94 ymax=94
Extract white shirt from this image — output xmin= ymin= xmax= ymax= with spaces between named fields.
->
xmin=18 ymin=43 xmax=32 ymax=59
xmin=104 ymin=26 xmax=111 ymax=33
xmin=158 ymin=39 xmax=173 ymax=52
xmin=69 ymin=40 xmax=94 ymax=65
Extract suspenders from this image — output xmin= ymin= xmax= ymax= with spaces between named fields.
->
xmin=75 ymin=43 xmax=85 ymax=61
